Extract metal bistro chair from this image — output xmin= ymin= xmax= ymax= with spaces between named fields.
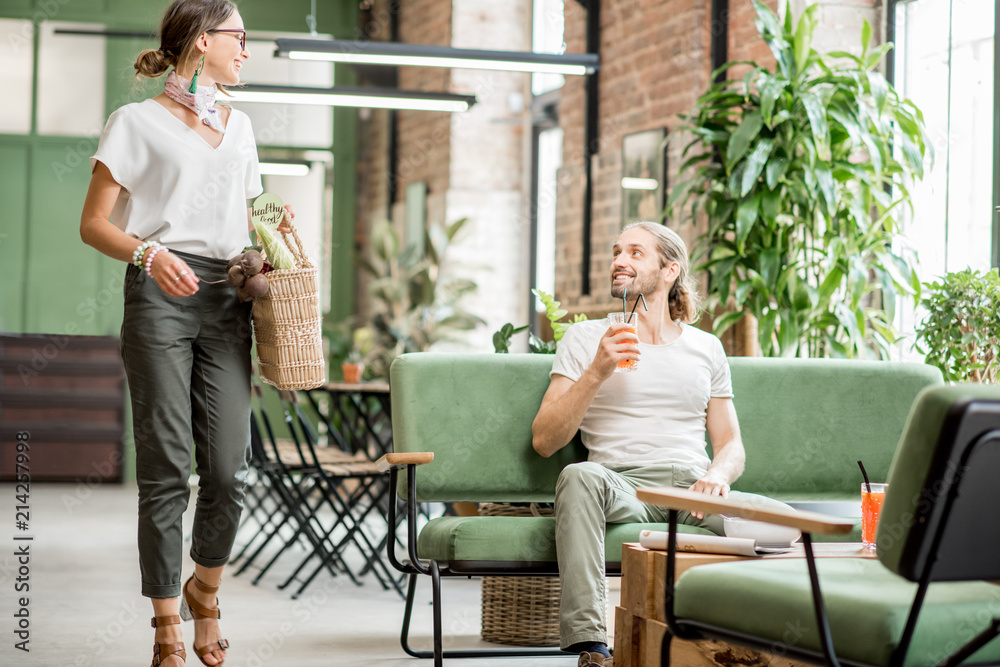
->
xmin=230 ymin=402 xmax=293 ymax=567
xmin=235 ymin=388 xmax=348 ymax=591
xmin=276 ymin=392 xmax=404 ymax=597
xmin=637 ymin=384 xmax=1000 ymax=667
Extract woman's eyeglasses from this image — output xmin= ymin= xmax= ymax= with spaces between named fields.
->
xmin=208 ymin=29 xmax=246 ymax=50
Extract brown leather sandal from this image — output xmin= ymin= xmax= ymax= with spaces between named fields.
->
xmin=150 ymin=615 xmax=186 ymax=666
xmin=179 ymin=573 xmax=230 ymax=666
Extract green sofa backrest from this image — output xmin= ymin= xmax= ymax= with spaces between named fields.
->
xmin=389 ymin=353 xmax=943 ymax=503
xmin=729 ymin=357 xmax=942 ymax=496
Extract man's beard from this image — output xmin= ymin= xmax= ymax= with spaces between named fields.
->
xmin=610 ymin=271 xmax=661 ymax=300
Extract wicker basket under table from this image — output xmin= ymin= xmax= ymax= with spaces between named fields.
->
xmin=478 ymin=502 xmax=562 ymax=647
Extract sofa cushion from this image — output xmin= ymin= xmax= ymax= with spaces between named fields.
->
xmin=674 ymin=558 xmax=1000 ymax=666
xmin=416 ymin=517 xmax=712 ymax=563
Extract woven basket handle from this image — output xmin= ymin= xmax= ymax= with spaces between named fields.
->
xmin=278 ymin=211 xmax=313 ymax=269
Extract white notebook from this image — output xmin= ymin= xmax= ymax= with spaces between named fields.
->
xmin=638 ymin=529 xmax=796 ymax=557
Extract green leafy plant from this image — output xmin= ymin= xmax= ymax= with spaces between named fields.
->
xmin=669 ymin=0 xmax=929 ymax=358
xmin=915 ymin=268 xmax=999 ymax=383
xmin=493 ymin=289 xmax=587 ymax=354
xmin=360 ymin=218 xmax=485 ymax=377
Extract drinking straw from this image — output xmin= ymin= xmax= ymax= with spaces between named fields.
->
xmin=858 ymin=460 xmax=872 ymax=493
xmin=627 ymin=293 xmax=648 ymax=323
xmin=622 ymin=287 xmax=627 ymax=319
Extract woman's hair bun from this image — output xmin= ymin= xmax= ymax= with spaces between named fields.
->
xmin=134 ymin=48 xmax=173 ymax=79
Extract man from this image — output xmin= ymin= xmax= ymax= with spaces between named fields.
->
xmin=532 ymin=221 xmax=787 ymax=666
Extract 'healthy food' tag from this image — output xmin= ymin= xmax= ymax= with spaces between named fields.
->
xmin=249 ymin=193 xmax=296 ymax=270
xmin=251 ymin=193 xmax=285 ymax=232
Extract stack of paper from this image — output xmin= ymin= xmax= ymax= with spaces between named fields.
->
xmin=638 ymin=530 xmax=796 ymax=557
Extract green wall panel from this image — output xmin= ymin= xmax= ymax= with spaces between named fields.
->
xmin=25 ymin=141 xmax=121 ymax=336
xmin=0 ymin=1 xmax=32 ymax=13
xmin=102 ymin=0 xmax=160 ymax=26
xmin=105 ymin=34 xmax=160 ymax=114
xmin=0 ymin=0 xmax=356 ymax=337
xmin=0 ymin=143 xmax=29 ymax=332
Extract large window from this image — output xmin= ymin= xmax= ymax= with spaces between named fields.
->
xmin=892 ymin=0 xmax=996 ymax=358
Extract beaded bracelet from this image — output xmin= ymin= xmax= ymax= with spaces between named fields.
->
xmin=144 ymin=246 xmax=169 ymax=276
xmin=132 ymin=241 xmax=160 ymax=267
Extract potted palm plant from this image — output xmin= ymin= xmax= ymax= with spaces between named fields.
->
xmin=360 ymin=218 xmax=484 ymax=378
xmin=669 ymin=0 xmax=930 ymax=358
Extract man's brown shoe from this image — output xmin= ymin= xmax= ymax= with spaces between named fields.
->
xmin=578 ymin=651 xmax=612 ymax=667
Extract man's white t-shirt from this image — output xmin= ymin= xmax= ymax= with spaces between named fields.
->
xmin=550 ymin=319 xmax=733 ymax=472
xmin=90 ymin=98 xmax=264 ymax=261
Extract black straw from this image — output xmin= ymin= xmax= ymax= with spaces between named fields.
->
xmin=858 ymin=460 xmax=872 ymax=493
xmin=627 ymin=293 xmax=648 ymax=323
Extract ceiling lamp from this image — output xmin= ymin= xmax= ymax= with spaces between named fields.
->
xmin=274 ymin=38 xmax=599 ymax=76
xmin=259 ymin=159 xmax=312 ymax=177
xmin=229 ymin=84 xmax=476 ymax=112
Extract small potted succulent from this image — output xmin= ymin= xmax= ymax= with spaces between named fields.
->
xmin=341 ymin=327 xmax=374 ymax=384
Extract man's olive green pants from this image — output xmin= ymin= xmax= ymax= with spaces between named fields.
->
xmin=120 ymin=251 xmax=253 ymax=599
xmin=555 ymin=461 xmax=792 ymax=650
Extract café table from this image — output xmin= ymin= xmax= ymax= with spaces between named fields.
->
xmin=305 ymin=381 xmax=392 ymax=459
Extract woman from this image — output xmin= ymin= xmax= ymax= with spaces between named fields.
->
xmin=80 ymin=1 xmax=288 ymax=665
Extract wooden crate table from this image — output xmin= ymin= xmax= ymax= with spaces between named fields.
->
xmin=613 ymin=541 xmax=875 ymax=666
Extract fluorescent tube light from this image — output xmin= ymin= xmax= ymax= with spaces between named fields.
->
xmin=259 ymin=160 xmax=311 ymax=177
xmin=621 ymin=177 xmax=660 ymax=191
xmin=229 ymin=84 xmax=475 ymax=112
xmin=275 ymin=39 xmax=599 ymax=75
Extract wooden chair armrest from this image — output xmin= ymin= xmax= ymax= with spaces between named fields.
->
xmin=375 ymin=452 xmax=434 ymax=472
xmin=636 ymin=486 xmax=854 ymax=536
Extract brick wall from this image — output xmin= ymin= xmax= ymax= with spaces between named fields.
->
xmin=555 ymin=0 xmax=779 ymax=347
xmin=354 ymin=0 xmax=454 ymax=326
xmin=353 ymin=0 xmax=533 ymax=352
xmin=394 ymin=0 xmax=453 ymax=201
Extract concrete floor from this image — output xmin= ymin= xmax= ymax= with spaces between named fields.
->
xmin=0 ymin=482 xmax=618 ymax=666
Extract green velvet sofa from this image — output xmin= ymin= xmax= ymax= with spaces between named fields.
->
xmin=382 ymin=352 xmax=943 ymax=663
xmin=390 ymin=352 xmax=943 ymax=569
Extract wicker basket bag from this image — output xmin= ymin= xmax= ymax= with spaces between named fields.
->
xmin=252 ymin=222 xmax=326 ymax=390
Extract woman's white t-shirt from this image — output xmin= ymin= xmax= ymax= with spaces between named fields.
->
xmin=90 ymin=98 xmax=264 ymax=260
xmin=550 ymin=319 xmax=734 ymax=471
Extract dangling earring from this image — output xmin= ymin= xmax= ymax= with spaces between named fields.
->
xmin=188 ymin=55 xmax=205 ymax=93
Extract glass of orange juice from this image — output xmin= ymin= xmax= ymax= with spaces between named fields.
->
xmin=861 ymin=482 xmax=887 ymax=550
xmin=607 ymin=312 xmax=639 ymax=372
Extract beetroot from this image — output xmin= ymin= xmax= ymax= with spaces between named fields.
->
xmin=227 ymin=265 xmax=245 ymax=287
xmin=245 ymin=273 xmax=269 ymax=298
xmin=241 ymin=250 xmax=264 ymax=276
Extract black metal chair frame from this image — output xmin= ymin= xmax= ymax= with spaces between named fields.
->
xmin=305 ymin=388 xmax=408 ymax=561
xmin=230 ymin=412 xmax=296 ymax=567
xmin=278 ymin=396 xmax=404 ymax=597
xmin=656 ymin=402 xmax=1000 ymax=667
xmin=385 ymin=463 xmax=624 ymax=666
xmin=235 ymin=395 xmax=350 ymax=591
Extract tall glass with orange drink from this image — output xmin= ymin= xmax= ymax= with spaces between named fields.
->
xmin=861 ymin=482 xmax=887 ymax=550
xmin=607 ymin=312 xmax=639 ymax=372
